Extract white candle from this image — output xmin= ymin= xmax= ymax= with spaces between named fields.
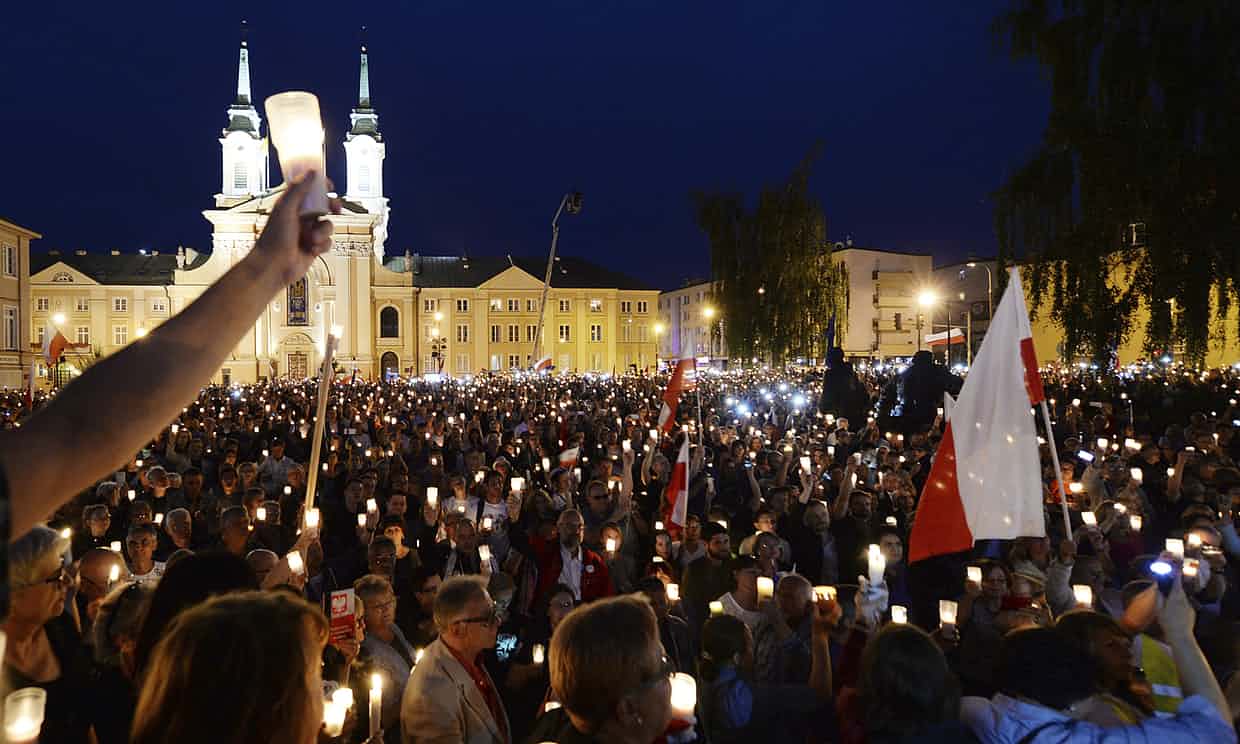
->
xmin=256 ymin=507 xmax=266 ymax=522
xmin=891 ymin=605 xmax=908 ymax=624
xmin=322 ymin=699 xmax=346 ymax=738
xmin=3 ymin=688 xmax=46 ymax=744
xmin=939 ymin=599 xmax=958 ymax=627
xmin=426 ymin=487 xmax=438 ymax=507
xmin=1130 ymin=515 xmax=1143 ymax=531
xmin=709 ymin=600 xmax=724 ymax=617
xmin=1073 ymin=584 xmax=1093 ymax=607
xmin=967 ymin=566 xmax=982 ymax=584
xmin=286 ymin=550 xmax=305 ymax=575
xmin=331 ymin=686 xmax=354 ymax=710
xmin=605 ymin=537 xmax=617 ymax=554
xmin=264 ymin=92 xmax=330 ymax=215
xmin=1130 ymin=467 xmax=1143 ymax=483
xmin=666 ymin=583 xmax=680 ymax=602
xmin=756 ymin=576 xmax=774 ymax=601
xmin=1081 ymin=511 xmax=1097 ymax=526
xmin=1182 ymin=558 xmax=1199 ymax=578
xmin=669 ymin=672 xmax=697 ymax=719
xmin=110 ymin=541 xmax=122 ymax=553
xmin=1166 ymin=538 xmax=1184 ymax=560
xmin=305 ymin=508 xmax=320 ymax=530
xmin=532 ymin=643 xmax=545 ymax=664
xmin=369 ymin=672 xmax=383 ymax=738
xmin=108 ymin=564 xmax=121 ymax=587
xmin=511 ymin=477 xmax=525 ymax=493
xmin=867 ymin=544 xmax=886 ymax=585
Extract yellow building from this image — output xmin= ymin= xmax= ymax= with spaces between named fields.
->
xmin=0 ymin=219 xmax=41 ymax=389
xmin=1023 ymin=259 xmax=1240 ymax=367
xmin=26 ymin=36 xmax=657 ymax=385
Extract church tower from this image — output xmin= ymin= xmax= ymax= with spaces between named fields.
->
xmin=216 ymin=21 xmax=269 ymax=208
xmin=343 ymin=30 xmax=390 ymax=259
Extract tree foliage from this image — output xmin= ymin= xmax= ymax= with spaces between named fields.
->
xmin=993 ymin=0 xmax=1240 ymax=365
xmin=694 ymin=148 xmax=849 ymax=365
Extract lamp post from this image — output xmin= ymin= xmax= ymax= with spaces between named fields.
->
xmin=965 ymin=261 xmax=993 ymax=323
xmin=653 ymin=322 xmax=665 ymax=372
xmin=916 ymin=290 xmax=938 ymax=353
xmin=532 ymin=192 xmax=583 ymax=369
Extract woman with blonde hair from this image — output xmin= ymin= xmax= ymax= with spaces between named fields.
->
xmin=131 ymin=591 xmax=329 ymax=744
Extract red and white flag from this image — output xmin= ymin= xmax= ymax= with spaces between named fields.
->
xmin=42 ymin=319 xmax=68 ymax=366
xmin=657 ymin=359 xmax=696 ymax=434
xmin=558 ymin=446 xmax=580 ymax=469
xmin=664 ymin=436 xmax=691 ymax=529
xmin=909 ymin=269 xmax=1046 ymax=563
xmin=534 ymin=355 xmax=554 ymax=373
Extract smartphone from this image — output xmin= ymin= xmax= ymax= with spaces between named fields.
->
xmin=1077 ymin=450 xmax=1095 ymax=463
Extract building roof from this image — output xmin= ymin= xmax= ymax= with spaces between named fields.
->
xmin=0 ymin=218 xmax=43 ymax=239
xmin=31 ymin=250 xmax=209 ymax=285
xmin=381 ymin=254 xmax=657 ymax=291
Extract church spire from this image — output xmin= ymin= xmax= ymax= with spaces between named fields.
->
xmin=349 ymin=27 xmax=380 ymax=137
xmin=224 ymin=20 xmax=261 ymax=135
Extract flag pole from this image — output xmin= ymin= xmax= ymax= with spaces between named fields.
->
xmin=1038 ymin=400 xmax=1072 ymax=538
xmin=694 ymin=362 xmax=704 ymax=450
xmin=304 ymin=329 xmax=341 ymax=516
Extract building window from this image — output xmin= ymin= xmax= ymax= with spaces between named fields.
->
xmin=35 ymin=326 xmax=44 ymax=345
xmin=637 ymin=301 xmax=648 ymax=314
xmin=558 ymin=353 xmax=571 ymax=371
xmin=489 ymin=354 xmax=501 ymax=371
xmin=525 ymin=325 xmax=538 ymax=343
xmin=558 ymin=299 xmax=571 ymax=313
xmin=151 ymin=298 xmax=168 ymax=314
xmin=893 ymin=312 xmax=903 ymax=331
xmin=620 ymin=301 xmax=632 ymax=314
xmin=590 ymin=299 xmax=603 ymax=313
xmin=2 ymin=307 xmax=16 ymax=350
xmin=558 ymin=324 xmax=571 ymax=343
xmin=637 ymin=325 xmax=648 ymax=342
xmin=75 ymin=297 xmax=89 ymax=313
xmin=358 ymin=164 xmax=371 ymax=194
xmin=489 ymin=298 xmax=503 ymax=312
xmin=456 ymin=298 xmax=469 ymax=313
xmin=589 ymin=352 xmax=603 ymax=371
xmin=507 ymin=324 xmax=519 ymax=343
xmin=621 ymin=324 xmax=631 ymax=342
xmin=456 ymin=353 xmax=470 ymax=373
xmin=233 ymin=162 xmax=247 ymax=192
xmin=456 ymin=324 xmax=470 ymax=343
xmin=113 ymin=297 xmax=128 ymax=313
xmin=113 ymin=325 xmax=128 ymax=346
xmin=36 ymin=297 xmax=48 ymax=312
xmin=508 ymin=354 xmax=521 ymax=369
xmin=590 ymin=324 xmax=603 ymax=342
xmin=1 ymin=245 xmax=15 ymax=278
xmin=221 ymin=367 xmax=232 ymax=386
xmin=526 ymin=298 xmax=538 ymax=312
xmin=379 ymin=306 xmax=400 ymax=338
xmin=507 ymin=298 xmax=519 ymax=313
xmin=490 ymin=325 xmax=501 ymax=343
xmin=76 ymin=326 xmax=90 ymax=345
xmin=423 ymin=299 xmax=437 ymax=314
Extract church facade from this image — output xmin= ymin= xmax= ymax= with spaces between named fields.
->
xmin=28 ymin=36 xmax=658 ymax=386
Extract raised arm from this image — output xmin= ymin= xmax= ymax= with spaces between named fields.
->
xmin=1 ymin=176 xmax=337 ymax=538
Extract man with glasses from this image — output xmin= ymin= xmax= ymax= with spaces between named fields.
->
xmin=125 ymin=522 xmax=164 ymax=584
xmin=401 ymin=575 xmax=510 ymax=744
xmin=512 ymin=507 xmax=615 ymax=608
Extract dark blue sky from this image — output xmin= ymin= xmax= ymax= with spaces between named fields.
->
xmin=1 ymin=2 xmax=1047 ymax=288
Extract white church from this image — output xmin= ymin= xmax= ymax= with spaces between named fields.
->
xmin=28 ymin=34 xmax=660 ymax=384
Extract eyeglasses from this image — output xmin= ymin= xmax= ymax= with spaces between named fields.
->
xmin=549 ymin=598 xmax=575 ymax=610
xmin=629 ymin=653 xmax=674 ymax=696
xmin=455 ymin=604 xmax=501 ymax=627
xmin=26 ymin=565 xmax=73 ymax=590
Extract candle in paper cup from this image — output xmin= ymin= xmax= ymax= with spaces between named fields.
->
xmin=284 ymin=486 xmax=293 ymax=496
xmin=127 ymin=489 xmax=136 ymax=501
xmin=1187 ymin=532 xmax=1203 ymax=549
xmin=1130 ymin=468 xmax=1144 ymax=483
xmin=1073 ymin=584 xmax=1093 ymax=607
xmin=108 ymin=563 xmax=121 ymax=587
xmin=1097 ymin=438 xmax=1108 ymax=450
xmin=622 ymin=439 xmax=632 ymax=453
xmin=4 ymin=687 xmax=46 ymax=744
xmin=322 ymin=699 xmax=346 ymax=738
xmin=666 ymin=583 xmax=680 ymax=602
xmin=757 ymin=576 xmax=774 ymax=601
xmin=650 ymin=428 xmax=659 ymax=441
xmin=511 ymin=477 xmax=525 ymax=493
xmin=967 ymin=566 xmax=982 ymax=584
xmin=366 ymin=498 xmax=378 ymax=514
xmin=154 ymin=513 xmax=164 ymax=525
xmin=1130 ymin=515 xmax=1143 ymax=531
xmin=305 ymin=508 xmax=320 ymax=530
xmin=1069 ymin=482 xmax=1084 ymax=495
xmin=356 ymin=513 xmax=367 ymax=527
xmin=256 ymin=507 xmax=266 ymax=522
xmin=1166 ymin=538 xmax=1184 ymax=559
xmin=541 ymin=457 xmax=551 ymax=472
xmin=605 ymin=537 xmax=617 ymax=554
xmin=709 ymin=601 xmax=724 ymax=617
xmin=891 ymin=605 xmax=908 ymax=624
xmin=799 ymin=455 xmax=812 ymax=472
xmin=286 ymin=550 xmax=304 ymax=575
xmin=1081 ymin=511 xmax=1097 ymax=527
xmin=655 ymin=520 xmax=664 ymax=531
xmin=110 ymin=541 xmax=122 ymax=553
xmin=264 ymin=92 xmax=330 ymax=216
xmin=544 ymin=701 xmax=562 ymax=713
xmin=135 ymin=459 xmax=143 ymax=468
xmin=478 ymin=545 xmax=492 ymax=564
xmin=331 ymin=686 xmax=354 ymax=710
xmin=1166 ymin=467 xmax=1175 ymax=478
xmin=482 ymin=516 xmax=493 ymax=531
xmin=474 ymin=471 xmax=484 ymax=484
xmin=1182 ymin=558 xmax=1199 ymax=578
xmin=532 ymin=643 xmax=545 ymax=664
xmin=1114 ymin=502 xmax=1127 ymax=514
xmin=669 ymin=673 xmax=697 ymax=719
xmin=426 ymin=487 xmax=438 ymax=507
xmin=867 ymin=544 xmax=887 ymax=585
xmin=813 ymin=586 xmax=836 ymax=602
xmin=939 ymin=599 xmax=958 ymax=627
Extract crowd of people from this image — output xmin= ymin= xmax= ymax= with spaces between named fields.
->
xmin=1 ymin=180 xmax=1238 ymax=743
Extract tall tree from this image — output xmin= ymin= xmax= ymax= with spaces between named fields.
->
xmin=993 ymin=0 xmax=1240 ymax=365
xmin=694 ymin=148 xmax=848 ymax=365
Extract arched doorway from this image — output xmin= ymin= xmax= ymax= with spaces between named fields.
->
xmin=380 ymin=351 xmax=400 ymax=380
xmin=279 ymin=332 xmax=317 ymax=379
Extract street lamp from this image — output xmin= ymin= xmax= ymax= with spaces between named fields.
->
xmin=701 ymin=307 xmax=722 ymax=360
xmin=532 ymin=191 xmax=583 ymax=369
xmin=965 ymin=262 xmax=993 ymax=323
xmin=916 ymin=290 xmax=938 ymax=352
xmin=52 ymin=312 xmax=66 ymax=326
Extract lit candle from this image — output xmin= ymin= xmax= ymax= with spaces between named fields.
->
xmin=532 ymin=643 xmax=545 ymax=664
xmin=666 ymin=583 xmax=680 ymax=602
xmin=286 ymin=550 xmax=305 ymax=575
xmin=474 ymin=471 xmax=485 ymax=484
xmin=1081 ymin=511 xmax=1097 ymax=527
xmin=256 ymin=507 xmax=267 ymax=522
xmin=366 ymin=498 xmax=378 ymax=514
xmin=4 ymin=688 xmax=46 ymax=744
xmin=482 ymin=516 xmax=493 ymax=531
xmin=369 ymin=672 xmax=383 ymax=738
xmin=544 ymin=701 xmax=562 ymax=713
xmin=756 ymin=576 xmax=775 ymax=601
xmin=426 ymin=487 xmax=438 ymax=507
xmin=59 ymin=527 xmax=72 ymax=540
xmin=1187 ymin=532 xmax=1203 ymax=549
xmin=1130 ymin=515 xmax=1143 ymax=531
xmin=1166 ymin=467 xmax=1176 ymax=478
xmin=605 ymin=537 xmax=617 ymax=555
xmin=108 ymin=563 xmax=121 ymax=588
xmin=110 ymin=541 xmax=122 ymax=553
xmin=305 ymin=508 xmax=320 ymax=530
xmin=264 ymin=92 xmax=330 ymax=216
xmin=127 ymin=489 xmax=136 ymax=501
xmin=322 ymin=699 xmax=346 ymax=738
xmin=813 ymin=586 xmax=836 ymax=602
xmin=1182 ymin=558 xmax=1199 ymax=578
xmin=1073 ymin=584 xmax=1093 ymax=607
xmin=541 ymin=457 xmax=551 ymax=472
xmin=1096 ymin=437 xmax=1108 ymax=450
xmin=650 ymin=428 xmax=659 ymax=441
xmin=511 ymin=477 xmax=525 ymax=493
xmin=669 ymin=672 xmax=697 ymax=720
xmin=357 ymin=513 xmax=368 ymax=527
xmin=331 ymin=686 xmax=354 ymax=710
xmin=967 ymin=566 xmax=982 ymax=584
xmin=891 ymin=605 xmax=908 ymax=624
xmin=867 ymin=544 xmax=886 ymax=585
xmin=654 ymin=520 xmax=664 ymax=531
xmin=799 ymin=455 xmax=812 ymax=472
xmin=939 ymin=599 xmax=958 ymax=632
xmin=1069 ymin=482 xmax=1084 ymax=495
xmin=709 ymin=600 xmax=724 ymax=617
xmin=1166 ymin=538 xmax=1184 ymax=560
xmin=622 ymin=439 xmax=632 ymax=453
xmin=1129 ymin=468 xmax=1143 ymax=483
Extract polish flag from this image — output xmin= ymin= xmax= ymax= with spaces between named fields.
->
xmin=558 ymin=446 xmax=580 ymax=469
xmin=909 ymin=269 xmax=1047 ymax=563
xmin=663 ymin=436 xmax=691 ymax=529
xmin=534 ymin=355 xmax=554 ymax=373
xmin=42 ymin=320 xmax=68 ymax=366
xmin=657 ymin=359 xmax=696 ymax=434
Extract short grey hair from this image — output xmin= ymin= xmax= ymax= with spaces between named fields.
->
xmin=91 ymin=582 xmax=154 ymax=665
xmin=433 ymin=575 xmax=489 ymax=630
xmin=10 ymin=526 xmax=70 ymax=589
xmin=353 ymin=574 xmax=394 ymax=607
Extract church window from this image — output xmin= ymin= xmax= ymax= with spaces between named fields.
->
xmin=286 ymin=278 xmax=308 ymax=326
xmin=379 ymin=306 xmax=400 ymax=338
xmin=358 ymin=165 xmax=371 ymax=194
xmin=233 ymin=161 xmax=248 ymax=192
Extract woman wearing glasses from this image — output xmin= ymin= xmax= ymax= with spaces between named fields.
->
xmin=3 ymin=525 xmax=97 ymax=741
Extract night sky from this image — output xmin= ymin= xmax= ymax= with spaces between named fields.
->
xmin=1 ymin=2 xmax=1047 ymax=289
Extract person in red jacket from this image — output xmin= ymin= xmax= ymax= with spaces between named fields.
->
xmin=515 ymin=508 xmax=615 ymax=607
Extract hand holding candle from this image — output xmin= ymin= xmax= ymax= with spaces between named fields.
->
xmin=4 ymin=688 xmax=46 ymax=744
xmin=867 ymin=544 xmax=887 ymax=586
xmin=265 ymin=92 xmax=329 ymax=216
xmin=369 ymin=672 xmax=382 ymax=738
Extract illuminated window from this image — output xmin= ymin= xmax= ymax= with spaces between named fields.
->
xmin=490 ymin=298 xmax=503 ymax=312
xmin=113 ymin=325 xmax=128 ymax=346
xmin=76 ymin=326 xmax=90 ymax=345
xmin=456 ymin=299 xmax=469 ymax=313
xmin=36 ymin=297 xmax=49 ymax=312
xmin=113 ymin=297 xmax=128 ymax=313
xmin=558 ymin=299 xmax=570 ymax=313
xmin=558 ymin=325 xmax=571 ymax=343
xmin=590 ymin=299 xmax=603 ymax=313
xmin=456 ymin=324 xmax=469 ymax=343
xmin=590 ymin=324 xmax=603 ymax=342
